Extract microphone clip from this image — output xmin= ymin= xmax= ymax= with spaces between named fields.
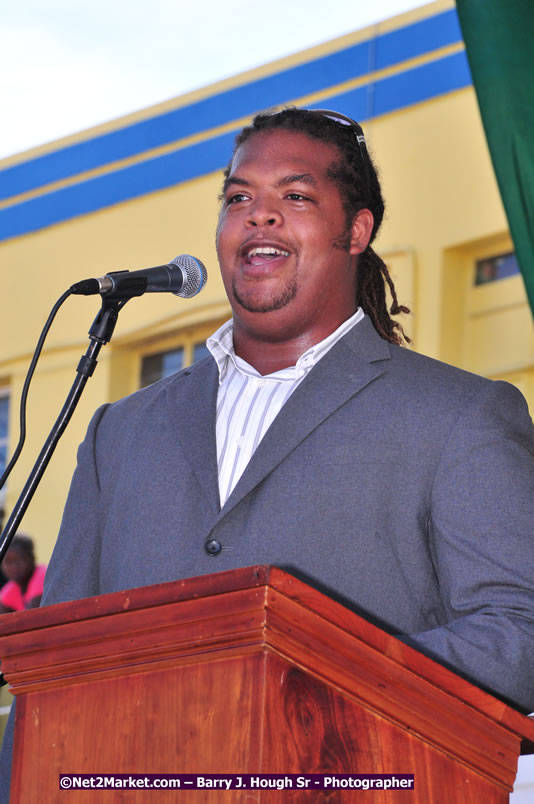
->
xmin=71 ymin=270 xmax=147 ymax=299
xmin=88 ymin=291 xmax=131 ymax=345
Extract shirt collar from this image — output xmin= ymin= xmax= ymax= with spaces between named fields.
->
xmin=206 ymin=308 xmax=365 ymax=384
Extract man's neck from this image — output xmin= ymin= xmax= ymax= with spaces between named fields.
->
xmin=233 ymin=336 xmax=312 ymax=375
xmin=232 ymin=310 xmax=359 ymax=375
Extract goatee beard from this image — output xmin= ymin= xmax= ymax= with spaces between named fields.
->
xmin=232 ymin=276 xmax=298 ymax=313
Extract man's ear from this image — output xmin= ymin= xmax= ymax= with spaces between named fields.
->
xmin=349 ymin=208 xmax=374 ymax=255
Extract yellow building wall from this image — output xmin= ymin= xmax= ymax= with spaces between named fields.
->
xmin=0 ymin=0 xmax=532 ymax=564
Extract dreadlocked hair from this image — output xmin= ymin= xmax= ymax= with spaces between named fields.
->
xmin=227 ymin=107 xmax=410 ymax=345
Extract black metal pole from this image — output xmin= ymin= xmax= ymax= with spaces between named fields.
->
xmin=0 ymin=296 xmax=126 ymax=563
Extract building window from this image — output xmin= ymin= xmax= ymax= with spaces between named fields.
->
xmin=475 ymin=252 xmax=520 ymax=285
xmin=193 ymin=342 xmax=210 ymax=363
xmin=140 ymin=341 xmax=210 ymax=388
xmin=140 ymin=348 xmax=184 ymax=388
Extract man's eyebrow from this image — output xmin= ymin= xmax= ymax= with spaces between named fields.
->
xmin=222 ymin=175 xmax=251 ymax=193
xmin=221 ymin=172 xmax=319 ymax=195
xmin=278 ymin=173 xmax=319 ymax=188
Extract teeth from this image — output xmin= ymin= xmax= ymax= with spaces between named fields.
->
xmin=248 ymin=247 xmax=289 ymax=258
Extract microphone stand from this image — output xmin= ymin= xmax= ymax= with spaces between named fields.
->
xmin=0 ymin=292 xmax=132 ymax=563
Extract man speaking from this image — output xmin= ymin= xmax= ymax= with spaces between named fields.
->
xmin=1 ymin=107 xmax=533 ymax=794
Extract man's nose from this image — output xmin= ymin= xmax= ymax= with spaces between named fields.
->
xmin=246 ymin=198 xmax=283 ymax=227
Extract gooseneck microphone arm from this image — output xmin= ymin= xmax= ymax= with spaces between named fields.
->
xmin=0 ymin=254 xmax=208 ymax=563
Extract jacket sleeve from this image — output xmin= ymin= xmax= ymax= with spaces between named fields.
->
xmin=404 ymin=380 xmax=534 ymax=712
xmin=40 ymin=404 xmax=109 ymax=607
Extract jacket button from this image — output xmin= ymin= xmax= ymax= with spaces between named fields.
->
xmin=204 ymin=539 xmax=222 ymax=556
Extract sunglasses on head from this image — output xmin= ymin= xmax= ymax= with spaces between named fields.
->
xmin=311 ymin=109 xmax=366 ymax=145
xmin=306 ymin=108 xmax=370 ymax=188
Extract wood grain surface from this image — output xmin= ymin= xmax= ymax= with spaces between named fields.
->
xmin=1 ymin=565 xmax=532 ymax=802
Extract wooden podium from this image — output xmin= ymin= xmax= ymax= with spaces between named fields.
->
xmin=1 ymin=565 xmax=533 ymax=802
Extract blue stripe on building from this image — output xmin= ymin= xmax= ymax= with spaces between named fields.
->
xmin=317 ymin=48 xmax=471 ymax=120
xmin=0 ymin=9 xmax=462 ymax=201
xmin=0 ymin=50 xmax=472 ymax=243
xmin=0 ymin=132 xmax=236 ymax=241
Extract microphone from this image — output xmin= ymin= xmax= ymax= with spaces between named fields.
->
xmin=71 ymin=254 xmax=208 ymax=299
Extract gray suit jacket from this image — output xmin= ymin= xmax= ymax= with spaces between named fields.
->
xmin=41 ymin=316 xmax=534 ymax=709
xmin=2 ymin=317 xmax=534 ymax=801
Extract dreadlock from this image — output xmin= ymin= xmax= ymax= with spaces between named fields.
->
xmin=226 ymin=108 xmax=410 ymax=345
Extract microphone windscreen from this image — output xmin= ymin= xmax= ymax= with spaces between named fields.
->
xmin=170 ymin=255 xmax=208 ymax=298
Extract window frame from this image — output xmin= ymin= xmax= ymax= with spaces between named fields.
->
xmin=137 ymin=319 xmax=226 ymax=389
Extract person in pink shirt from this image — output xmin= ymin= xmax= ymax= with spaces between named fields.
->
xmin=0 ymin=535 xmax=46 ymax=613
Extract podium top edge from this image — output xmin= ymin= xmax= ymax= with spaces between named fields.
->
xmin=1 ymin=563 xmax=534 ymax=746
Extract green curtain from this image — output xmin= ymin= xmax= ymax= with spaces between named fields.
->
xmin=456 ymin=0 xmax=534 ymax=315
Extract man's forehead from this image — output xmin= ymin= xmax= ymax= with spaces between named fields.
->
xmin=226 ymin=130 xmax=341 ymax=184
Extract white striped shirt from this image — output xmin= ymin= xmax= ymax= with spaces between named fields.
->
xmin=207 ymin=308 xmax=364 ymax=506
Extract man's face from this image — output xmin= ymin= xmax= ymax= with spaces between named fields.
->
xmin=216 ymin=129 xmax=371 ymax=348
xmin=2 ymin=547 xmax=33 ymax=586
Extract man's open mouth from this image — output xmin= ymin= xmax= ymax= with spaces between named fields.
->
xmin=245 ymin=246 xmax=290 ymax=264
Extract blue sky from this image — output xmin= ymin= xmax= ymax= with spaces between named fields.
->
xmin=1 ymin=0 xmax=429 ymax=159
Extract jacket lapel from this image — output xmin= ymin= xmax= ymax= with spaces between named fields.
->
xmin=166 ymin=358 xmax=221 ymax=513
